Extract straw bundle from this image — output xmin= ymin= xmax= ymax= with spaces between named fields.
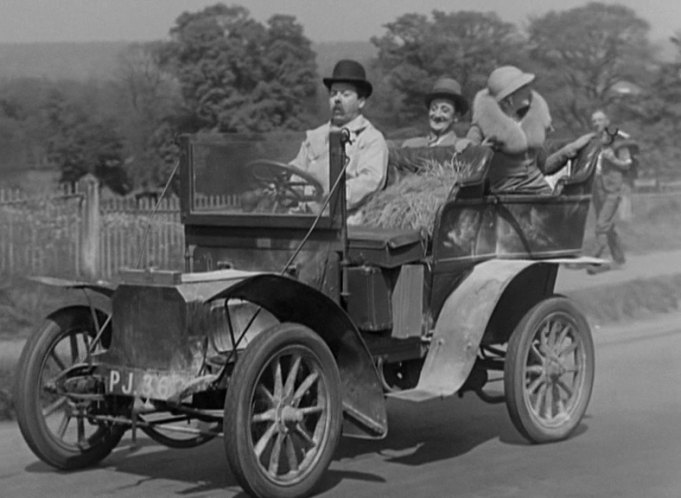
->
xmin=358 ymin=148 xmax=478 ymax=232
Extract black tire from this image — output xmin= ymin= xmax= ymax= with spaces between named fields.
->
xmin=224 ymin=322 xmax=342 ymax=498
xmin=14 ymin=307 xmax=125 ymax=470
xmin=504 ymin=297 xmax=595 ymax=443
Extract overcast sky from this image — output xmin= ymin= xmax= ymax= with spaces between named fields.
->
xmin=0 ymin=0 xmax=678 ymax=44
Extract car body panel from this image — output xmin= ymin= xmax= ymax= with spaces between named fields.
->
xmin=208 ymin=274 xmax=388 ymax=439
xmin=388 ymin=256 xmax=599 ymax=403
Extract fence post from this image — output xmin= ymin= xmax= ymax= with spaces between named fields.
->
xmin=78 ymin=174 xmax=100 ymax=279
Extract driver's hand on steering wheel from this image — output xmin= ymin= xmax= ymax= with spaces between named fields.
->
xmin=292 ymin=194 xmax=329 ymax=216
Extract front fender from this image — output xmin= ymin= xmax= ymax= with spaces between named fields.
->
xmin=30 ymin=275 xmax=115 ymax=323
xmin=209 ymin=274 xmax=387 ymax=440
xmin=389 ymin=259 xmax=558 ymax=402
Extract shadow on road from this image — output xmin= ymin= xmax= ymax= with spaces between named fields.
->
xmin=334 ymin=394 xmax=526 ymax=466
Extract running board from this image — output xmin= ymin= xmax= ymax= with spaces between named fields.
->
xmin=386 ymin=388 xmax=448 ymax=402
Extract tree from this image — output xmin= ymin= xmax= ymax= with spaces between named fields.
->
xmin=371 ymin=10 xmax=523 ymax=128
xmin=527 ymin=2 xmax=652 ymax=132
xmin=618 ymin=34 xmax=681 ymax=179
xmin=115 ymin=42 xmax=183 ymax=189
xmin=0 ymin=95 xmax=29 ymax=170
xmin=156 ymin=4 xmax=317 ymax=133
xmin=44 ymin=90 xmax=129 ymax=194
xmin=116 ymin=42 xmax=181 ymax=122
xmin=0 ymin=78 xmax=59 ymax=171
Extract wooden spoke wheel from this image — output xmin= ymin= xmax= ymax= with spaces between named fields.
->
xmin=505 ymin=297 xmax=595 ymax=443
xmin=224 ymin=322 xmax=341 ymax=498
xmin=14 ymin=307 xmax=125 ymax=469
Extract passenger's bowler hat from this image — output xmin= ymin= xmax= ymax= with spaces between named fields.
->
xmin=323 ymin=59 xmax=373 ymax=98
xmin=487 ymin=65 xmax=535 ymax=102
xmin=425 ymin=77 xmax=469 ymax=115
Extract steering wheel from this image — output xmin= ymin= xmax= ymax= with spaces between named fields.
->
xmin=246 ymin=160 xmax=325 ymax=209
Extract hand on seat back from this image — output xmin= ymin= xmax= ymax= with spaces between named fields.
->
xmin=454 ymin=138 xmax=473 ymax=154
xmin=564 ymin=133 xmax=595 ymax=158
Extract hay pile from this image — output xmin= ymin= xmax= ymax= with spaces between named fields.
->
xmin=358 ymin=148 xmax=478 ymax=232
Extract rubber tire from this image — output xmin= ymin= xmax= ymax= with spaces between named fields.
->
xmin=504 ymin=296 xmax=595 ymax=443
xmin=224 ymin=322 xmax=342 ymax=498
xmin=14 ymin=307 xmax=125 ymax=470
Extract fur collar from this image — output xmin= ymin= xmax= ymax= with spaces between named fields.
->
xmin=471 ymin=90 xmax=552 ymax=154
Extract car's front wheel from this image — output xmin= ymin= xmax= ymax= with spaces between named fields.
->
xmin=224 ymin=322 xmax=342 ymax=498
xmin=14 ymin=307 xmax=125 ymax=469
xmin=504 ymin=297 xmax=595 ymax=443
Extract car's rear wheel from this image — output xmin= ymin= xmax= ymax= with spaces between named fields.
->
xmin=14 ymin=307 xmax=125 ymax=469
xmin=224 ymin=322 xmax=342 ymax=498
xmin=504 ymin=297 xmax=595 ymax=443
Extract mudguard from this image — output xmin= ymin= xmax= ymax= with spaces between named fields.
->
xmin=29 ymin=276 xmax=116 ymax=316
xmin=389 ymin=257 xmax=598 ymax=402
xmin=208 ymin=274 xmax=388 ymax=439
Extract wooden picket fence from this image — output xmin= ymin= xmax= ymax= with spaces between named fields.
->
xmin=0 ymin=179 xmax=185 ymax=280
xmin=5 ymin=177 xmax=676 ymax=282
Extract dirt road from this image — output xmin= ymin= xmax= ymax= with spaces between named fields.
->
xmin=2 ymin=312 xmax=680 ymax=497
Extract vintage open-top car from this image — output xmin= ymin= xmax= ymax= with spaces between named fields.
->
xmin=15 ymin=129 xmax=600 ymax=497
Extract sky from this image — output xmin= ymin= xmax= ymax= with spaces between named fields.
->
xmin=0 ymin=0 xmax=679 ymax=44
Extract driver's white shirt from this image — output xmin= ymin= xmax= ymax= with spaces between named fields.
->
xmin=289 ymin=115 xmax=388 ymax=212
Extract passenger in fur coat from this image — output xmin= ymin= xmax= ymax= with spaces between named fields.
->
xmin=467 ymin=66 xmax=592 ymax=194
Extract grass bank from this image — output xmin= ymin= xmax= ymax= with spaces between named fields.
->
xmin=0 ymin=279 xmax=65 ymax=421
xmin=567 ymin=274 xmax=681 ymax=325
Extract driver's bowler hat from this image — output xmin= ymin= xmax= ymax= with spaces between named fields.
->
xmin=323 ymin=59 xmax=373 ymax=98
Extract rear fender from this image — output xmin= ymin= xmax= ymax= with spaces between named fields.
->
xmin=209 ymin=274 xmax=388 ymax=440
xmin=389 ymin=259 xmax=558 ymax=402
xmin=480 ymin=256 xmax=602 ymax=346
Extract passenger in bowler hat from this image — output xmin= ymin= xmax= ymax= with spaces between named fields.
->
xmin=402 ymin=77 xmax=471 ymax=151
xmin=290 ymin=59 xmax=388 ymax=220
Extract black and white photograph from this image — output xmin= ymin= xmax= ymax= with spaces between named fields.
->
xmin=1 ymin=1 xmax=680 ymax=496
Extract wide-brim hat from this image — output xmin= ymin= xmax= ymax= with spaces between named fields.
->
xmin=323 ymin=59 xmax=373 ymax=98
xmin=487 ymin=65 xmax=535 ymax=102
xmin=425 ymin=77 xmax=469 ymax=115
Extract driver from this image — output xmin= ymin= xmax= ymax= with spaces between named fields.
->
xmin=289 ymin=59 xmax=388 ymax=221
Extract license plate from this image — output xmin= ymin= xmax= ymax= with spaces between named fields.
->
xmin=107 ymin=368 xmax=188 ymax=400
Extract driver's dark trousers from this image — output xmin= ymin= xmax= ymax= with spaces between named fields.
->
xmin=591 ymin=175 xmax=626 ymax=264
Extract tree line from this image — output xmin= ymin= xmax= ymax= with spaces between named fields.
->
xmin=0 ymin=1 xmax=680 ymax=194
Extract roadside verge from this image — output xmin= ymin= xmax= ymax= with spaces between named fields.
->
xmin=556 ymin=249 xmax=681 ymax=326
xmin=562 ymin=273 xmax=681 ymax=325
